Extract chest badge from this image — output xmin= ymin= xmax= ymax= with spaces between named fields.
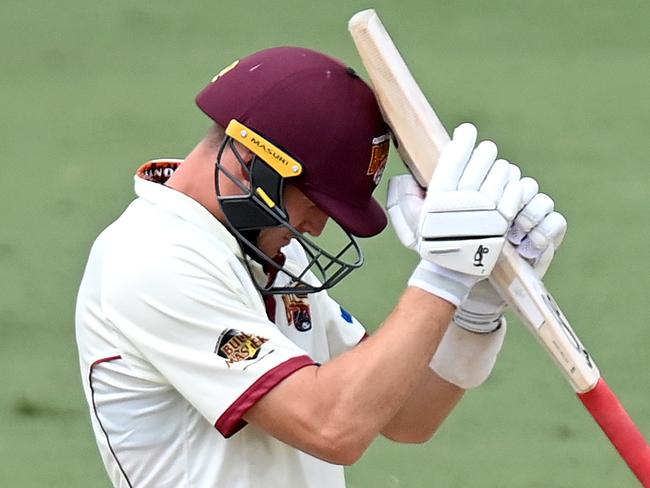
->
xmin=282 ymin=293 xmax=312 ymax=332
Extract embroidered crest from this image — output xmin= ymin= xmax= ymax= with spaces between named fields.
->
xmin=282 ymin=293 xmax=312 ymax=332
xmin=367 ymin=133 xmax=390 ymax=184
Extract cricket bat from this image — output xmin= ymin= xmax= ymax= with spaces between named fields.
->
xmin=348 ymin=9 xmax=650 ymax=486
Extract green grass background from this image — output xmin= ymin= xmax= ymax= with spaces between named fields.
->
xmin=1 ymin=0 xmax=648 ymax=486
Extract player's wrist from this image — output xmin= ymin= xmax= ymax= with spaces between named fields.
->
xmin=453 ymin=277 xmax=508 ymax=333
xmin=454 ymin=309 xmax=504 ymax=334
xmin=454 ymin=290 xmax=506 ymax=334
xmin=408 ymin=259 xmax=479 ymax=306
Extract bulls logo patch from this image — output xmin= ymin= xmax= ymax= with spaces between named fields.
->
xmin=214 ymin=329 xmax=268 ymax=367
xmin=282 ymin=293 xmax=312 ymax=332
xmin=367 ymin=133 xmax=390 ymax=185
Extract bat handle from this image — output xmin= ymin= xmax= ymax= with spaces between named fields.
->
xmin=578 ymin=378 xmax=650 ymax=486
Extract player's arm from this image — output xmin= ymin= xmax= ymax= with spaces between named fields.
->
xmin=380 ymin=367 xmax=464 ymax=443
xmin=245 ymin=124 xmax=528 ymax=464
xmin=246 ymin=287 xmax=454 ymax=465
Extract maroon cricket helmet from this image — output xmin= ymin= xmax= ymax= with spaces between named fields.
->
xmin=196 ymin=46 xmax=390 ymax=238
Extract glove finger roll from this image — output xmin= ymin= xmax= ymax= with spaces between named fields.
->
xmin=496 ymin=178 xmax=524 ymax=222
xmin=507 ymin=223 xmax=526 ymax=245
xmin=388 ymin=204 xmax=418 ymax=249
xmin=387 ymin=175 xmax=424 ymax=208
xmin=386 ymin=175 xmax=403 ymax=209
xmin=514 ymin=192 xmax=554 ymax=233
xmin=517 ymin=236 xmax=545 ymax=260
xmin=387 ymin=175 xmax=424 ymax=251
xmin=519 ymin=177 xmax=539 ymax=206
xmin=532 ymin=245 xmax=555 ymax=278
xmin=528 ymin=211 xmax=567 ymax=250
xmin=508 ymin=163 xmax=522 ymax=182
xmin=481 ymin=159 xmax=513 ymax=203
xmin=457 ymin=140 xmax=497 ymax=191
xmin=430 ymin=123 xmax=477 ymax=191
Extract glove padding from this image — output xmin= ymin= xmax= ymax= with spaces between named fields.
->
xmin=417 ymin=123 xmax=524 ymax=277
xmin=386 ymin=174 xmax=423 ymax=251
xmin=455 ymin=183 xmax=567 ymax=333
xmin=388 ymin=174 xmax=567 ymax=283
xmin=389 ymin=122 xmax=524 ymax=304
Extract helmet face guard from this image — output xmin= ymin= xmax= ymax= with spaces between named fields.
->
xmin=215 ymin=120 xmax=363 ymax=295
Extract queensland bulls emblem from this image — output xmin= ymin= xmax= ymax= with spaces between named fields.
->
xmin=282 ymin=293 xmax=312 ymax=332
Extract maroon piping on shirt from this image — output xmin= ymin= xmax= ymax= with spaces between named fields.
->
xmin=89 ymin=356 xmax=134 ymax=488
xmin=215 ymin=354 xmax=315 ymax=437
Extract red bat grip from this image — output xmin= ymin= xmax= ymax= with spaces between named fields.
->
xmin=578 ymin=378 xmax=650 ymax=487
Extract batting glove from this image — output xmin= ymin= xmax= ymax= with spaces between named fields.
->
xmin=388 ymin=123 xmax=525 ymax=305
xmin=388 ymin=131 xmax=567 ymax=316
xmin=455 ymin=178 xmax=567 ymax=333
xmin=431 ymin=191 xmax=566 ymax=389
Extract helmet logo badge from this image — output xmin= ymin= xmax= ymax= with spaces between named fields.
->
xmin=367 ymin=133 xmax=390 ymax=184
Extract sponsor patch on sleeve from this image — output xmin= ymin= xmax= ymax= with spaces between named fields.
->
xmin=214 ymin=329 xmax=268 ymax=367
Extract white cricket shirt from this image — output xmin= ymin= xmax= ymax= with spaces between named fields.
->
xmin=75 ymin=160 xmax=367 ymax=488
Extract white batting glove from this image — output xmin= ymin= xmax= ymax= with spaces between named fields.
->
xmin=387 ymin=173 xmax=477 ymax=305
xmin=455 ymin=179 xmax=567 ymax=333
xmin=432 ymin=193 xmax=566 ymax=389
xmin=388 ymin=157 xmax=567 ymax=323
xmin=389 ymin=123 xmax=525 ymax=305
xmin=386 ymin=174 xmax=424 ymax=251
xmin=418 ymin=123 xmax=523 ymax=276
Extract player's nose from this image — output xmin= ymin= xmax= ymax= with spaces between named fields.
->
xmin=302 ymin=210 xmax=329 ymax=237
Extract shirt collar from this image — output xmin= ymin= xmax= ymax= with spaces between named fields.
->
xmin=133 ymin=159 xmax=242 ymax=258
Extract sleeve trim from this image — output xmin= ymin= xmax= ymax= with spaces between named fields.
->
xmin=214 ymin=354 xmax=315 ymax=438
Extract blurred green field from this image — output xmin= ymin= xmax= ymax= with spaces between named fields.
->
xmin=1 ymin=0 xmax=648 ymax=486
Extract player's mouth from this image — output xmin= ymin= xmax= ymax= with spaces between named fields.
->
xmin=281 ymin=235 xmax=293 ymax=247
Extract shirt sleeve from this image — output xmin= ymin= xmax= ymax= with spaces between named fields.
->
xmin=316 ymin=291 xmax=368 ymax=358
xmin=278 ymin=240 xmax=368 ymax=359
xmin=102 ymin=241 xmax=316 ymax=438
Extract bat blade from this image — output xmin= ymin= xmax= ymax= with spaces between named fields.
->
xmin=490 ymin=244 xmax=601 ymax=392
xmin=348 ymin=9 xmax=448 ymax=186
xmin=349 ymin=9 xmax=650 ymax=486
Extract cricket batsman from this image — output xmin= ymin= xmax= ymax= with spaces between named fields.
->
xmin=76 ymin=46 xmax=566 ymax=487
